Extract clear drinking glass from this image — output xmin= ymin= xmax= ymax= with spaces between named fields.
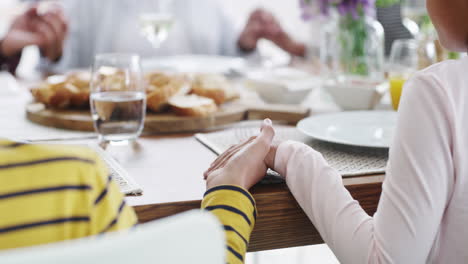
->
xmin=388 ymin=39 xmax=418 ymax=110
xmin=139 ymin=0 xmax=175 ymax=48
xmin=90 ymin=54 xmax=146 ymax=144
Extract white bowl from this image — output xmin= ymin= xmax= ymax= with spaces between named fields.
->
xmin=324 ymin=80 xmax=388 ymax=110
xmin=245 ymin=67 xmax=320 ymax=105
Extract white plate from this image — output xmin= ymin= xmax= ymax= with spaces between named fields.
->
xmin=142 ymin=55 xmax=247 ymax=74
xmin=297 ymin=111 xmax=397 ymax=148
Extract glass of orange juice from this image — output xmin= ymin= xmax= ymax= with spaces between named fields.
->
xmin=388 ymin=39 xmax=418 ymax=110
xmin=389 ymin=74 xmax=409 ymax=110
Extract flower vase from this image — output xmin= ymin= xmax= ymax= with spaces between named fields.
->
xmin=321 ymin=12 xmax=386 ymax=110
xmin=321 ymin=12 xmax=385 ymax=85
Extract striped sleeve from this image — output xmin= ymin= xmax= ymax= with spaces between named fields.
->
xmin=89 ymin=157 xmax=138 ymax=235
xmin=201 ymin=185 xmax=257 ymax=264
xmin=0 ymin=140 xmax=138 ymax=250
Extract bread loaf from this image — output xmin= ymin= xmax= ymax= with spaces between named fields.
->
xmin=168 ymin=95 xmax=218 ymax=117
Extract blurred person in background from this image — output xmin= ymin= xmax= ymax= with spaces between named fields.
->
xmin=0 ymin=4 xmax=66 ymax=74
xmin=39 ymin=0 xmax=305 ymax=73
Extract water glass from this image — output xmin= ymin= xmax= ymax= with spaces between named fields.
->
xmin=90 ymin=54 xmax=146 ymax=144
xmin=388 ymin=39 xmax=418 ymax=110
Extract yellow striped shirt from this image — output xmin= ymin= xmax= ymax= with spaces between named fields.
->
xmin=0 ymin=139 xmax=137 ymax=250
xmin=202 ymin=185 xmax=257 ymax=264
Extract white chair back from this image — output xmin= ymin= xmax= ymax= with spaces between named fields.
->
xmin=0 ymin=210 xmax=225 ymax=264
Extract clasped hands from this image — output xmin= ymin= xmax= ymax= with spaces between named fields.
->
xmin=238 ymin=9 xmax=305 ymax=57
xmin=1 ymin=4 xmax=67 ymax=62
xmin=204 ymin=119 xmax=281 ymax=190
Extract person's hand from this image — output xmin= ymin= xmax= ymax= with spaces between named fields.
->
xmin=35 ymin=7 xmax=68 ymax=62
xmin=0 ymin=5 xmax=67 ymax=62
xmin=264 ymin=141 xmax=280 ymax=171
xmin=1 ymin=7 xmax=42 ymax=57
xmin=204 ymin=119 xmax=275 ymax=190
xmin=238 ymin=9 xmax=278 ymax=52
xmin=238 ymin=9 xmax=305 ymax=57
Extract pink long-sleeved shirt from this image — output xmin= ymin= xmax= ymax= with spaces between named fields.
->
xmin=275 ymin=58 xmax=468 ymax=263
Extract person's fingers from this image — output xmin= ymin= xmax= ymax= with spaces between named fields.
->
xmin=45 ymin=12 xmax=67 ymax=38
xmin=207 ymin=119 xmax=274 ymax=178
xmin=259 ymin=10 xmax=275 ymax=24
xmin=214 ymin=119 xmax=274 ymax=172
xmin=209 ymin=143 xmax=242 ymax=169
xmin=268 ymin=20 xmax=282 ymax=35
xmin=1 ymin=31 xmax=41 ymax=56
xmin=34 ymin=19 xmax=60 ymax=60
xmin=259 ymin=14 xmax=283 ymax=37
xmin=40 ymin=12 xmax=67 ymax=60
xmin=34 ymin=20 xmax=54 ymax=46
xmin=255 ymin=119 xmax=275 ymax=148
xmin=204 ymin=136 xmax=256 ymax=178
xmin=237 ymin=119 xmax=275 ymax=164
xmin=55 ymin=12 xmax=68 ymax=59
xmin=25 ymin=5 xmax=39 ymax=18
xmin=239 ymin=21 xmax=263 ymax=51
xmin=44 ymin=8 xmax=68 ymax=33
xmin=244 ymin=19 xmax=262 ymax=37
xmin=264 ymin=142 xmax=280 ymax=169
xmin=204 ymin=141 xmax=246 ymax=178
xmin=209 ymin=145 xmax=236 ymax=167
xmin=250 ymin=8 xmax=265 ymax=20
xmin=251 ymin=12 xmax=282 ymax=41
xmin=262 ymin=26 xmax=305 ymax=57
xmin=41 ymin=13 xmax=62 ymax=40
xmin=56 ymin=11 xmax=68 ymax=35
xmin=212 ymin=141 xmax=252 ymax=172
xmin=204 ymin=137 xmax=256 ymax=177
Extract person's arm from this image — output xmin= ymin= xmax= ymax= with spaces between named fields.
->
xmin=89 ymin=153 xmax=138 ymax=234
xmin=0 ymin=5 xmax=67 ymax=75
xmin=203 ymin=119 xmax=274 ymax=264
xmin=34 ymin=8 xmax=67 ymax=63
xmin=0 ymin=6 xmax=43 ymax=75
xmin=272 ymin=71 xmax=454 ymax=263
xmin=201 ymin=185 xmax=256 ymax=264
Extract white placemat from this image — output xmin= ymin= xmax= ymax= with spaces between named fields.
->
xmin=195 ymin=126 xmax=388 ymax=182
xmin=7 ymin=139 xmax=143 ymax=195
xmin=0 ymin=92 xmax=96 ymax=141
xmin=89 ymin=145 xmax=143 ymax=195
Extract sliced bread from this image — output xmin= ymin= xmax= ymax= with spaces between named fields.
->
xmin=168 ymin=94 xmax=218 ymax=117
xmin=191 ymin=74 xmax=238 ymax=105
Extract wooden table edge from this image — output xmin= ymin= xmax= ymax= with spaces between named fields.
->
xmin=133 ymin=174 xmax=384 ymax=252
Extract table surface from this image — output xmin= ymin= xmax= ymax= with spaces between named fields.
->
xmin=1 ymin=78 xmax=385 ymax=252
xmin=128 ymin=133 xmax=384 ymax=251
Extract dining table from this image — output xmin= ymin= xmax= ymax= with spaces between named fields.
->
xmin=0 ymin=73 xmax=385 ymax=253
xmin=127 ymin=134 xmax=384 ymax=252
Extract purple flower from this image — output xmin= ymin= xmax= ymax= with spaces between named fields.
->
xmin=300 ymin=0 xmax=331 ymax=20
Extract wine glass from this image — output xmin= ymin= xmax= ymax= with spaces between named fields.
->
xmin=90 ymin=54 xmax=146 ymax=145
xmin=388 ymin=39 xmax=418 ymax=110
xmin=139 ymin=0 xmax=175 ymax=48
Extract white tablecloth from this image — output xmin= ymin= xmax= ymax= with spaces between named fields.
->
xmin=0 ymin=76 xmax=95 ymax=141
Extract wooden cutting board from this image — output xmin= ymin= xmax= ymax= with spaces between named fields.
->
xmin=26 ymin=102 xmax=310 ymax=133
